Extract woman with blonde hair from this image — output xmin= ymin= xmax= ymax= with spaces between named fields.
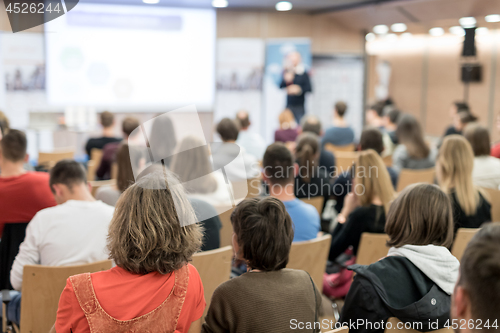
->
xmin=328 ymin=149 xmax=396 ymax=262
xmin=54 ymin=170 xmax=206 ymax=333
xmin=274 ymin=109 xmax=298 ymax=143
xmin=170 ymin=135 xmax=232 ymax=207
xmin=437 ymin=135 xmax=491 ymax=232
xmin=393 ymin=114 xmax=437 ymax=174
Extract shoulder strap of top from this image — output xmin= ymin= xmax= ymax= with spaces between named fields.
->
xmin=70 ymin=273 xmax=98 ymax=315
xmin=172 ymin=264 xmax=189 ymax=298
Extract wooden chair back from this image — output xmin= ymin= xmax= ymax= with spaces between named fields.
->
xmin=216 ymin=207 xmax=236 ymax=247
xmin=90 ymin=148 xmax=103 ymax=163
xmin=451 ymin=228 xmax=480 ymax=262
xmin=38 ymin=150 xmax=74 ymax=169
xmin=299 ymin=197 xmax=324 ymax=216
xmin=324 ymin=143 xmax=356 ymax=153
xmin=356 ymin=233 xmax=390 ymax=266
xmin=191 ymin=246 xmax=233 ymax=319
xmin=385 ymin=317 xmax=451 ymax=333
xmin=324 ymin=327 xmax=349 ymax=333
xmin=287 ymin=234 xmax=332 ymax=292
xmin=19 ymin=260 xmax=112 ymax=333
xmin=334 ymin=151 xmax=358 ymax=175
xmin=90 ymin=179 xmax=116 ymax=197
xmin=482 ymin=187 xmax=500 ymax=222
xmin=396 ymin=168 xmax=436 ymax=193
xmin=231 ymin=178 xmax=261 ymax=201
xmin=383 ymin=154 xmax=393 ymax=167
xmin=87 ymin=148 xmax=103 ymax=182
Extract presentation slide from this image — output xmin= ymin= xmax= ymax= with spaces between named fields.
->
xmin=45 ymin=4 xmax=216 ymax=110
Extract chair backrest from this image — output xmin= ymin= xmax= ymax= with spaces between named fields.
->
xmin=451 ymin=228 xmax=479 ymax=262
xmin=38 ymin=150 xmax=74 ymax=169
xmin=216 ymin=207 xmax=236 ymax=247
xmin=87 ymin=160 xmax=97 ymax=182
xmin=90 ymin=179 xmax=116 ymax=196
xmin=19 ymin=260 xmax=112 ymax=333
xmin=299 ymin=197 xmax=324 ymax=216
xmin=324 ymin=327 xmax=349 ymax=333
xmin=246 ymin=178 xmax=261 ymax=198
xmin=356 ymin=233 xmax=390 ymax=266
xmin=324 ymin=143 xmax=356 ymax=153
xmin=482 ymin=187 xmax=500 ymax=222
xmin=287 ymin=234 xmax=332 ymax=292
xmin=334 ymin=151 xmax=358 ymax=175
xmin=383 ymin=154 xmax=393 ymax=167
xmin=396 ymin=168 xmax=436 ymax=192
xmin=90 ymin=148 xmax=103 ymax=163
xmin=385 ymin=317 xmax=451 ymax=333
xmin=191 ymin=246 xmax=233 ymax=319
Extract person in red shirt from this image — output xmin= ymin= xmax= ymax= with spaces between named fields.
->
xmin=53 ymin=168 xmax=205 ymax=333
xmin=0 ymin=129 xmax=56 ymax=290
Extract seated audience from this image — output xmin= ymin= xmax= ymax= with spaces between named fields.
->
xmin=328 ymin=149 xmax=395 ymax=262
xmin=294 ymin=133 xmax=332 ymax=209
xmin=437 ymin=135 xmax=491 ymax=232
xmin=333 ymin=127 xmax=398 ymax=213
xmin=212 ymin=118 xmax=258 ymax=181
xmin=0 ymin=110 xmax=10 ymax=135
xmin=365 ymin=101 xmax=385 ymax=129
xmin=490 ymin=113 xmax=500 ymax=158
xmin=0 ymin=130 xmax=56 ymax=290
xmin=95 ymin=143 xmax=141 ymax=205
xmin=236 ymin=110 xmax=266 ymax=161
xmin=464 ymin=123 xmax=500 ymax=189
xmin=96 ymin=116 xmax=140 ymax=180
xmin=383 ymin=108 xmax=400 ymax=144
xmin=4 ymin=160 xmax=114 ymax=324
xmin=451 ymin=222 xmax=500 ymax=332
xmin=443 ymin=101 xmax=470 ymax=136
xmin=171 ymin=135 xmax=232 ymax=206
xmin=262 ymin=143 xmax=320 ymax=242
xmin=190 ymin=198 xmax=222 ymax=252
xmin=300 ymin=115 xmax=336 ymax=175
xmin=53 ymin=170 xmax=205 ymax=332
xmin=392 ymin=114 xmax=437 ymax=174
xmin=85 ymin=111 xmax=121 ymax=157
xmin=340 ymin=183 xmax=458 ymax=333
xmin=274 ymin=109 xmax=298 ymax=144
xmin=202 ymin=197 xmax=321 ymax=333
xmin=444 ymin=111 xmax=478 ymax=138
xmin=322 ymin=101 xmax=355 ymax=147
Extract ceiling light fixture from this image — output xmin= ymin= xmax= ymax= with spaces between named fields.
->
xmin=449 ymin=26 xmax=465 ymax=36
xmin=391 ymin=23 xmax=407 ymax=32
xmin=429 ymin=27 xmax=444 ymax=36
xmin=373 ymin=25 xmax=389 ymax=34
xmin=476 ymin=27 xmax=489 ymax=35
xmin=142 ymin=0 xmax=160 ymax=3
xmin=459 ymin=17 xmax=477 ymax=28
xmin=212 ymin=0 xmax=228 ymax=8
xmin=365 ymin=32 xmax=376 ymax=42
xmin=485 ymin=14 xmax=500 ymax=23
xmin=275 ymin=1 xmax=292 ymax=11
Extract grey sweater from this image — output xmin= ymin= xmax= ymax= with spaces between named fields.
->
xmin=392 ymin=144 xmax=437 ymax=175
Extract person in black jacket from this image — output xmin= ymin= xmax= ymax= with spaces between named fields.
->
xmin=340 ymin=183 xmax=459 ymax=333
xmin=280 ymin=52 xmax=312 ymax=122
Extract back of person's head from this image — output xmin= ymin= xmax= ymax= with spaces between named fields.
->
xmin=122 ymin=117 xmax=140 ymax=138
xmin=0 ymin=129 xmax=26 ymax=163
xmin=149 ymin=115 xmax=177 ymax=161
xmin=464 ymin=123 xmax=491 ymax=157
xmin=300 ymin=115 xmax=321 ymax=136
xmin=385 ymin=183 xmax=453 ymax=248
xmin=454 ymin=101 xmax=470 ymax=114
xmin=354 ymin=149 xmax=395 ymax=214
xmin=263 ymin=143 xmax=294 ymax=186
xmin=170 ymin=135 xmax=217 ymax=194
xmin=278 ymin=109 xmax=296 ymax=130
xmin=236 ymin=110 xmax=250 ymax=129
xmin=385 ymin=109 xmax=401 ymax=125
xmin=116 ymin=144 xmax=138 ymax=193
xmin=0 ymin=110 xmax=10 ymax=135
xmin=295 ymin=132 xmax=319 ymax=183
xmin=456 ymin=111 xmax=478 ymax=129
xmin=100 ymin=111 xmax=114 ymax=128
xmin=49 ymin=159 xmax=87 ymax=193
xmin=438 ymin=135 xmax=479 ymax=216
xmin=335 ymin=101 xmax=348 ymax=117
xmin=108 ymin=170 xmax=203 ymax=274
xmin=396 ymin=114 xmax=430 ymax=159
xmin=359 ymin=127 xmax=384 ymax=155
xmin=216 ymin=118 xmax=239 ymax=142
xmin=369 ymin=101 xmax=385 ymax=118
xmin=231 ymin=197 xmax=294 ymax=271
xmin=454 ymin=223 xmax=500 ymax=328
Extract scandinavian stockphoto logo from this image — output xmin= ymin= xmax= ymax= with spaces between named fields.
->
xmin=2 ymin=0 xmax=79 ymax=33
xmin=128 ymin=105 xmax=249 ymax=227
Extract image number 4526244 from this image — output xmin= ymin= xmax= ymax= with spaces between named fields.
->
xmin=2 ymin=0 xmax=79 ymax=33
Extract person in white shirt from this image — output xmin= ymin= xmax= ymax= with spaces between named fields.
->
xmin=464 ymin=123 xmax=500 ymax=189
xmin=235 ymin=110 xmax=266 ymax=161
xmin=10 ymin=160 xmax=115 ymax=291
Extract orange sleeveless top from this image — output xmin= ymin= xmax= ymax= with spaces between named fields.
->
xmin=70 ymin=265 xmax=189 ymax=333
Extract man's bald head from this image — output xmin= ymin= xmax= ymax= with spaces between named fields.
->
xmin=236 ymin=110 xmax=250 ymax=129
